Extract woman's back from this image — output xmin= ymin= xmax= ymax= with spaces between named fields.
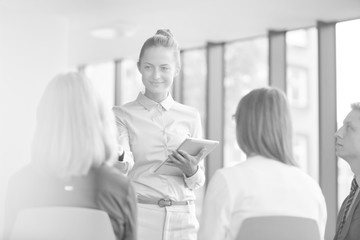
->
xmin=5 ymin=163 xmax=137 ymax=240
xmin=199 ymin=155 xmax=327 ymax=240
xmin=223 ymin=156 xmax=325 ymax=234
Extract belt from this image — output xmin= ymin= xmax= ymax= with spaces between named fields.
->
xmin=137 ymin=197 xmax=194 ymax=208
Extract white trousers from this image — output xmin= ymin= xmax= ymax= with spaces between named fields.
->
xmin=137 ymin=203 xmax=198 ymax=240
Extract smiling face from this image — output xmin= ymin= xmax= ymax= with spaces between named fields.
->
xmin=138 ymin=46 xmax=179 ymax=102
xmin=335 ymin=109 xmax=360 ymax=166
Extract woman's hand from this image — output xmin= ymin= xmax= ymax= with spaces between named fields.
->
xmin=168 ymin=148 xmax=207 ymax=177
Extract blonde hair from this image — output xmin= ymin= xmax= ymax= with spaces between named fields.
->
xmin=234 ymin=87 xmax=296 ymax=166
xmin=31 ymin=72 xmax=118 ymax=178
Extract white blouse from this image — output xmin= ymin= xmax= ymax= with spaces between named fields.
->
xmin=198 ymin=155 xmax=327 ymax=240
xmin=112 ymin=92 xmax=205 ymax=201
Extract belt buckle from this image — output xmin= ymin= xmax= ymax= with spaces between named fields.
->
xmin=158 ymin=199 xmax=172 ymax=207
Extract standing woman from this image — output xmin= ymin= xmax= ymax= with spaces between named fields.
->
xmin=113 ymin=29 xmax=206 ymax=240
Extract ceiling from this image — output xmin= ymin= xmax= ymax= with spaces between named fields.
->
xmin=1 ymin=0 xmax=360 ymax=66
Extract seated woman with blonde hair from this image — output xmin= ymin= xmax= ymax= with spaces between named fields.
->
xmin=4 ymin=72 xmax=137 ymax=240
xmin=198 ymin=87 xmax=327 ymax=240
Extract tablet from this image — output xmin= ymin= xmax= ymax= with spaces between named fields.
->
xmin=153 ymin=137 xmax=219 ymax=176
xmin=177 ymin=137 xmax=219 ymax=157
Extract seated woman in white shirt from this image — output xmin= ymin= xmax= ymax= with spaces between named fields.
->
xmin=198 ymin=87 xmax=327 ymax=240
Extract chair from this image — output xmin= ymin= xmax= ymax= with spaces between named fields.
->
xmin=10 ymin=207 xmax=117 ymax=240
xmin=236 ymin=216 xmax=321 ymax=240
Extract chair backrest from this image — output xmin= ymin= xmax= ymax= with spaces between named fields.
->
xmin=236 ymin=216 xmax=321 ymax=240
xmin=10 ymin=207 xmax=117 ymax=240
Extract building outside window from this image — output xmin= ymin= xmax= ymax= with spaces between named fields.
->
xmin=286 ymin=28 xmax=319 ymax=181
xmin=224 ymin=37 xmax=269 ymax=168
xmin=336 ymin=19 xmax=360 ymax=209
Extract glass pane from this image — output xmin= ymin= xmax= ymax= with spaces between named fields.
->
xmin=181 ymin=48 xmax=207 ymax=221
xmin=118 ymin=59 xmax=143 ymax=105
xmin=224 ymin=37 xmax=269 ymax=167
xmin=336 ymin=19 xmax=360 ymax=209
xmin=182 ymin=48 xmax=207 ymax=128
xmin=83 ymin=61 xmax=115 ymax=111
xmin=286 ymin=28 xmax=319 ymax=181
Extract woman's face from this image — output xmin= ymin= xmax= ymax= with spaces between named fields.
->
xmin=138 ymin=47 xmax=179 ymax=101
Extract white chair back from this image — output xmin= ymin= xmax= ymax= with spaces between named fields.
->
xmin=10 ymin=207 xmax=117 ymax=240
xmin=236 ymin=216 xmax=321 ymax=240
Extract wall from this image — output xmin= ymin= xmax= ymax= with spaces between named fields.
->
xmin=0 ymin=14 xmax=69 ymax=235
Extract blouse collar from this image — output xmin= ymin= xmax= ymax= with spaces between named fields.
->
xmin=136 ymin=92 xmax=174 ymax=111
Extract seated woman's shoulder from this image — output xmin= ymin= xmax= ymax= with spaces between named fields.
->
xmin=94 ymin=164 xmax=130 ymax=189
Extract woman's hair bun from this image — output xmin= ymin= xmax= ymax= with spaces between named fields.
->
xmin=155 ymin=29 xmax=173 ymax=38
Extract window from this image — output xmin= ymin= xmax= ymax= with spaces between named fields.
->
xmin=224 ymin=37 xmax=269 ymax=167
xmin=116 ymin=59 xmax=143 ymax=105
xmin=82 ymin=61 xmax=116 ymax=111
xmin=181 ymin=48 xmax=207 ymax=129
xmin=336 ymin=19 xmax=360 ymax=209
xmin=180 ymin=48 xmax=207 ymax=220
xmin=286 ymin=28 xmax=319 ymax=180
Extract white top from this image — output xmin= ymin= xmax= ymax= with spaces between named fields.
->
xmin=198 ymin=155 xmax=327 ymax=240
xmin=112 ymin=93 xmax=205 ymax=201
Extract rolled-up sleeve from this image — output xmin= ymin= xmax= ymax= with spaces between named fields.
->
xmin=112 ymin=107 xmax=134 ymax=175
xmin=184 ymin=161 xmax=205 ymax=190
xmin=184 ymin=111 xmax=206 ymax=190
